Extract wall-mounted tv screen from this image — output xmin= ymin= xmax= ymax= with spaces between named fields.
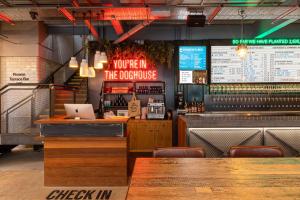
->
xmin=179 ymin=46 xmax=207 ymax=70
xmin=179 ymin=46 xmax=207 ymax=84
xmin=211 ymin=45 xmax=300 ymax=83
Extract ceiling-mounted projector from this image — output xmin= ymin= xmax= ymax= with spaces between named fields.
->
xmin=186 ymin=15 xmax=206 ymax=27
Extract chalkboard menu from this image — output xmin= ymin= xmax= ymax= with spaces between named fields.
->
xmin=211 ymin=46 xmax=300 ymax=83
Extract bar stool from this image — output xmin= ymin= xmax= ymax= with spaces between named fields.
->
xmin=229 ymin=146 xmax=284 ymax=158
xmin=153 ymin=147 xmax=205 ymax=158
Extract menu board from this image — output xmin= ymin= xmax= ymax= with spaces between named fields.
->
xmin=211 ymin=45 xmax=300 ymax=83
xmin=179 ymin=46 xmax=207 ymax=84
xmin=179 ymin=46 xmax=207 ymax=70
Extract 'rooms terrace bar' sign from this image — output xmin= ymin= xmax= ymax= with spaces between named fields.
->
xmin=104 ymin=59 xmax=158 ymax=81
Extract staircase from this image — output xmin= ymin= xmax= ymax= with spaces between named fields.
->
xmin=54 ymin=72 xmax=88 ymax=115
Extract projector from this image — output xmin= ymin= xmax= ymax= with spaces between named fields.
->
xmin=186 ymin=14 xmax=206 ymax=27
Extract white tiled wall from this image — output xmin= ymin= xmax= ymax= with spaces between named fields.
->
xmin=0 ymin=57 xmax=39 ymax=86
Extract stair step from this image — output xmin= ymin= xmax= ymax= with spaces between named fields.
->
xmin=54 ymin=109 xmax=66 ymax=114
xmin=71 ymin=78 xmax=84 ymax=81
xmin=55 ymin=99 xmax=74 ymax=103
xmin=55 ymin=104 xmax=65 ymax=109
xmin=68 ymin=83 xmax=81 ymax=85
xmin=39 ymin=114 xmax=50 ymax=119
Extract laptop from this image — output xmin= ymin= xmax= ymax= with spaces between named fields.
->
xmin=64 ymin=104 xmax=96 ymax=120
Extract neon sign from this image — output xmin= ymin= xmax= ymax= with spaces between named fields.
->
xmin=104 ymin=59 xmax=158 ymax=81
xmin=232 ymin=39 xmax=300 ymax=45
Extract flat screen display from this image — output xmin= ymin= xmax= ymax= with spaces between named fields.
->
xmin=179 ymin=46 xmax=207 ymax=84
xmin=179 ymin=46 xmax=207 ymax=70
xmin=211 ymin=45 xmax=300 ymax=83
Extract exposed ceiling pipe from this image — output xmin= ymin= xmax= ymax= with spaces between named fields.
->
xmin=0 ymin=12 xmax=15 ymax=25
xmin=113 ymin=19 xmax=154 ymax=44
xmin=271 ymin=4 xmax=299 ymax=24
xmin=111 ymin=19 xmax=124 ymax=35
xmin=0 ymin=0 xmax=11 ymax=7
xmin=207 ymin=5 xmax=223 ymax=24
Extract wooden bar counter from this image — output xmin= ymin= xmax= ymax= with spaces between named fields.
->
xmin=36 ymin=117 xmax=129 ymax=187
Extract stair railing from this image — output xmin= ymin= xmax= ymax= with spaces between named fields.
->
xmin=1 ymin=84 xmax=80 ymax=135
xmin=0 ymin=47 xmax=86 ymax=137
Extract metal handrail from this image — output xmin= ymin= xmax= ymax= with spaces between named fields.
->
xmin=0 ymin=46 xmax=86 ymax=93
xmin=42 ymin=47 xmax=85 ymax=84
xmin=1 ymin=84 xmax=80 ymax=116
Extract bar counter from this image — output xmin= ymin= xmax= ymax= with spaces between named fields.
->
xmin=36 ymin=116 xmax=129 ymax=186
xmin=178 ymin=112 xmax=300 ymax=157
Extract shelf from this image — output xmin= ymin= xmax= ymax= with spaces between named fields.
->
xmin=104 ymin=93 xmax=133 ymax=95
xmin=136 ymin=93 xmax=165 ymax=95
xmin=104 ymin=106 xmax=128 ymax=109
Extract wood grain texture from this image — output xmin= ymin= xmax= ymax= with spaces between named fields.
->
xmin=35 ymin=116 xmax=128 ymax=124
xmin=44 ymin=137 xmax=127 ymax=186
xmin=178 ymin=116 xmax=187 ymax=146
xmin=128 ymin=120 xmax=172 ymax=152
xmin=127 ymin=158 xmax=300 ymax=200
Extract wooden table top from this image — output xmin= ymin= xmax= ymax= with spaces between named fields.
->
xmin=127 ymin=158 xmax=300 ymax=200
xmin=35 ymin=115 xmax=129 ymax=124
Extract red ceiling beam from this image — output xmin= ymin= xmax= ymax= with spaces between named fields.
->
xmin=114 ymin=20 xmax=154 ymax=44
xmin=111 ymin=19 xmax=124 ymax=35
xmin=69 ymin=0 xmax=99 ymax=39
xmin=58 ymin=7 xmax=75 ymax=23
xmin=0 ymin=12 xmax=15 ymax=25
xmin=85 ymin=0 xmax=93 ymax=5
xmin=207 ymin=5 xmax=222 ymax=24
xmin=71 ymin=0 xmax=80 ymax=7
xmin=84 ymin=18 xmax=99 ymax=40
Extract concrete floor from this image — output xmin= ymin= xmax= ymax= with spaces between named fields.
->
xmin=0 ymin=146 xmax=128 ymax=200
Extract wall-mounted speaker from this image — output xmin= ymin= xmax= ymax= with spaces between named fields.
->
xmin=186 ymin=15 xmax=206 ymax=27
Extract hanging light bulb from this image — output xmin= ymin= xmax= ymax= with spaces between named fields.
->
xmin=69 ymin=11 xmax=79 ymax=68
xmin=69 ymin=57 xmax=78 ymax=68
xmin=79 ymin=59 xmax=89 ymax=77
xmin=99 ymin=52 xmax=108 ymax=63
xmin=94 ymin=51 xmax=103 ymax=69
xmin=236 ymin=44 xmax=248 ymax=59
xmin=236 ymin=9 xmax=248 ymax=59
xmin=94 ymin=62 xmax=104 ymax=70
xmin=88 ymin=66 xmax=96 ymax=78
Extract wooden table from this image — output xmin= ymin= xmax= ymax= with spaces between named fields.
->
xmin=127 ymin=158 xmax=300 ymax=200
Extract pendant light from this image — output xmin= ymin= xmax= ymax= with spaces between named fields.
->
xmin=69 ymin=11 xmax=78 ymax=68
xmin=236 ymin=9 xmax=248 ymax=59
xmin=79 ymin=59 xmax=89 ymax=77
xmin=99 ymin=52 xmax=108 ymax=63
xmin=94 ymin=50 xmax=103 ymax=69
xmin=99 ymin=11 xmax=108 ymax=64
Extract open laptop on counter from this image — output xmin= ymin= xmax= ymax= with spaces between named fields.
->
xmin=64 ymin=104 xmax=96 ymax=120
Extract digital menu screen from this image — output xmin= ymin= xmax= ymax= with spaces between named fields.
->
xmin=179 ymin=46 xmax=207 ymax=84
xmin=179 ymin=46 xmax=207 ymax=70
xmin=211 ymin=45 xmax=300 ymax=83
